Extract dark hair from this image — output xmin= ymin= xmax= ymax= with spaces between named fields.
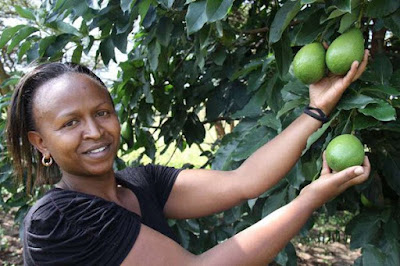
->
xmin=6 ymin=62 xmax=109 ymax=193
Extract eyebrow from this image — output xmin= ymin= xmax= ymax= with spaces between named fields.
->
xmin=56 ymin=101 xmax=112 ymax=119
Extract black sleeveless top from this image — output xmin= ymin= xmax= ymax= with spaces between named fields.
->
xmin=23 ymin=164 xmax=181 ymax=265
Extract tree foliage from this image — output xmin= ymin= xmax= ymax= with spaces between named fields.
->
xmin=1 ymin=0 xmax=400 ymax=264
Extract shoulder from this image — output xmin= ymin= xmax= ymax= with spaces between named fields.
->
xmin=24 ymin=189 xmax=141 ymax=265
xmin=116 ymin=164 xmax=182 ymax=185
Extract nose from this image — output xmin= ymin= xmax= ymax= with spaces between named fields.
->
xmin=83 ymin=118 xmax=103 ymax=140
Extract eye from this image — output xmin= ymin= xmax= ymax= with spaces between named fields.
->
xmin=96 ymin=110 xmax=110 ymax=117
xmin=63 ymin=120 xmax=78 ymax=128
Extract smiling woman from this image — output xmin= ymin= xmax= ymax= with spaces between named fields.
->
xmin=27 ymin=71 xmax=121 ymax=180
xmin=6 ymin=61 xmax=371 ymax=265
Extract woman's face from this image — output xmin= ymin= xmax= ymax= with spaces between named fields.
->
xmin=29 ymin=72 xmax=121 ymax=179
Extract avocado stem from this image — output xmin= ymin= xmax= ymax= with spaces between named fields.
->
xmin=356 ymin=0 xmax=365 ymax=29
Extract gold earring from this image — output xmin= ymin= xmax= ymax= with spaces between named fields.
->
xmin=42 ymin=156 xmax=53 ymax=167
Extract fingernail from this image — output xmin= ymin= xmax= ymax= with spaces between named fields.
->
xmin=354 ymin=167 xmax=364 ymax=175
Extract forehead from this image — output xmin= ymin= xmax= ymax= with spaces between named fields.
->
xmin=32 ymin=73 xmax=112 ymax=116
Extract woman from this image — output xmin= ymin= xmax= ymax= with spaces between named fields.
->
xmin=7 ymin=51 xmax=370 ymax=265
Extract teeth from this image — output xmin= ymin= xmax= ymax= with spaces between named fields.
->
xmin=88 ymin=146 xmax=107 ymax=154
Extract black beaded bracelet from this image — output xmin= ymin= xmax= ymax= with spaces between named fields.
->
xmin=304 ymin=105 xmax=329 ymax=123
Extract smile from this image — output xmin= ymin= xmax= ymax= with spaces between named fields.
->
xmin=84 ymin=144 xmax=111 ymax=154
xmin=88 ymin=146 xmax=107 ymax=153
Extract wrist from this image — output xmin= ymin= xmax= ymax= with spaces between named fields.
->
xmin=297 ymin=185 xmax=326 ymax=211
xmin=292 ymin=193 xmax=318 ymax=214
xmin=303 ymin=105 xmax=329 ymax=124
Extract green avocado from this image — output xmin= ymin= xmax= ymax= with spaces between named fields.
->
xmin=293 ymin=42 xmax=326 ymax=84
xmin=326 ymin=28 xmax=364 ymax=75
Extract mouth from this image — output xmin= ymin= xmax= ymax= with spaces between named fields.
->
xmin=83 ymin=144 xmax=111 ymax=154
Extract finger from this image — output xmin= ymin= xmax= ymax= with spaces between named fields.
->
xmin=362 ymin=155 xmax=370 ymax=168
xmin=322 ymin=41 xmax=329 ymax=50
xmin=342 ymin=60 xmax=360 ymax=87
xmin=331 ymin=165 xmax=365 ymax=186
xmin=320 ymin=151 xmax=331 ymax=176
xmin=352 ymin=49 xmax=370 ymax=81
xmin=338 ymin=164 xmax=370 ymax=190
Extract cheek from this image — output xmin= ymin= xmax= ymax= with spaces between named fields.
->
xmin=109 ymin=118 xmax=121 ymax=139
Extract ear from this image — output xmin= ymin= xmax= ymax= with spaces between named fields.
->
xmin=28 ymin=131 xmax=50 ymax=157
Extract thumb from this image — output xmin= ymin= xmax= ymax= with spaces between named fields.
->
xmin=332 ymin=165 xmax=364 ymax=185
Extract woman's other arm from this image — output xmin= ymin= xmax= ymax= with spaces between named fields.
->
xmin=123 ymin=155 xmax=370 ymax=265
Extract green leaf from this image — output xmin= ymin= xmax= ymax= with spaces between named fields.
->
xmin=353 ymin=113 xmax=380 ymax=130
xmin=212 ymin=120 xmax=258 ymax=170
xmin=231 ymin=126 xmax=275 ymax=162
xmin=212 ymin=48 xmax=226 ymax=66
xmin=38 ymin=36 xmax=57 ymax=57
xmin=230 ymin=58 xmax=264 ymax=80
xmin=347 ymin=211 xmax=382 ymax=249
xmin=275 ymin=243 xmax=297 ymax=266
xmin=120 ymin=0 xmax=132 ymax=12
xmin=361 ymin=245 xmax=386 ymax=265
xmin=276 ymin=98 xmax=306 ymax=119
xmin=212 ymin=133 xmax=241 ymax=170
xmin=48 ymin=21 xmax=81 ymax=36
xmin=359 ymin=100 xmax=396 ymax=122
xmin=360 ymin=85 xmax=400 ymax=96
xmin=0 ymin=77 xmax=20 ymax=88
xmin=381 ymin=238 xmax=400 ymax=266
xmin=148 ymin=39 xmax=161 ymax=71
xmin=26 ymin=42 xmax=39 ymax=63
xmin=72 ymin=44 xmax=83 ymax=63
xmin=339 ymin=7 xmax=359 ymax=33
xmin=272 ymin=31 xmax=293 ymax=77
xmin=258 ymin=112 xmax=282 ymax=132
xmin=14 ymin=6 xmax=36 ymax=20
xmin=99 ymin=37 xmax=115 ymax=65
xmin=7 ymin=26 xmax=38 ymax=53
xmin=366 ymin=0 xmax=400 ymax=18
xmin=291 ymin=9 xmax=325 ymax=45
xmin=156 ymin=17 xmax=174 ymax=47
xmin=382 ymin=153 xmax=400 ymax=196
xmin=303 ymin=112 xmax=339 ymax=155
xmin=374 ymin=54 xmax=393 ymax=85
xmin=139 ymin=0 xmax=153 ymax=23
xmin=301 ymin=0 xmax=318 ymax=4
xmin=285 ymin=162 xmax=305 ymax=190
xmin=206 ymin=0 xmax=233 ymax=23
xmin=262 ymin=186 xmax=288 ymax=217
xmin=324 ymin=9 xmax=346 ymax=23
xmin=383 ymin=9 xmax=400 ymax=36
xmin=0 ymin=25 xmax=25 ymax=48
xmin=158 ymin=0 xmax=175 ymax=9
xmin=231 ymin=92 xmax=263 ymax=118
xmin=186 ymin=0 xmax=207 ymax=35
xmin=333 ymin=0 xmax=352 ymax=13
xmin=337 ymin=94 xmax=377 ymax=110
xmin=177 ymin=224 xmax=190 ymax=248
xmin=183 ymin=113 xmax=205 ymax=145
xmin=281 ymin=80 xmax=308 ymax=99
xmin=269 ymin=0 xmax=301 ymax=44
xmin=17 ymin=41 xmax=32 ymax=62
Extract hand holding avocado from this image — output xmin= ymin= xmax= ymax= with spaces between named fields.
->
xmin=300 ymin=150 xmax=370 ymax=211
xmin=293 ymin=28 xmax=369 ymax=115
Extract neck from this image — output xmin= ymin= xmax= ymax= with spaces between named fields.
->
xmin=57 ymin=171 xmax=119 ymax=201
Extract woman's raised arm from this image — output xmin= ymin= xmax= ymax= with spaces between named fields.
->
xmin=165 ymin=50 xmax=369 ymax=220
